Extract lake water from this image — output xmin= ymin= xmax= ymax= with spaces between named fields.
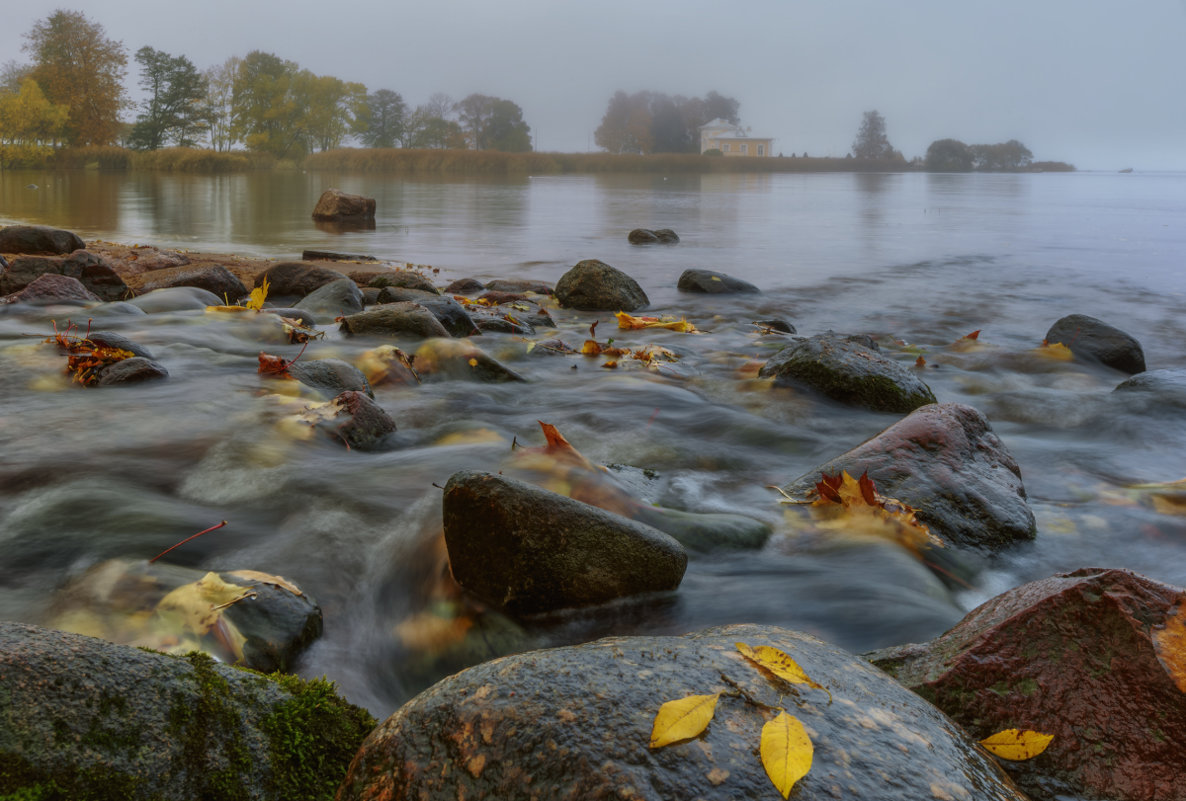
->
xmin=2 ymin=168 xmax=1185 ymax=718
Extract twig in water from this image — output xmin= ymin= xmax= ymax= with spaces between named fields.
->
xmin=149 ymin=520 xmax=229 ymax=563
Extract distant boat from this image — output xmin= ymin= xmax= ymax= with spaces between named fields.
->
xmin=1119 ymin=168 xmax=1133 ymax=173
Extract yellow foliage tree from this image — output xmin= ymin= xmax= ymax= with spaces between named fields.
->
xmin=0 ymin=78 xmax=68 ymax=167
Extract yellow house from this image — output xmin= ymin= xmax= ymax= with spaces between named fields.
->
xmin=699 ymin=118 xmax=774 ymax=157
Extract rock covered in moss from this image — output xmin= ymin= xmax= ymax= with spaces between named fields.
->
xmin=869 ymin=568 xmax=1186 ymax=801
xmin=338 ymin=623 xmax=1026 ymax=801
xmin=0 ymin=622 xmax=374 ymax=801
xmin=759 ymin=332 xmax=936 ymax=413
xmin=555 ymin=259 xmax=649 ymax=312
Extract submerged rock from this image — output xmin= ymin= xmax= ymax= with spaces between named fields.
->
xmin=759 ymin=332 xmax=936 ymax=413
xmin=781 ymin=403 xmax=1035 ymax=551
xmin=555 ymin=259 xmax=649 ymax=312
xmin=677 ymin=268 xmax=761 ymax=294
xmin=1112 ymin=367 xmax=1186 ymax=413
xmin=0 ymin=224 xmax=84 ymax=255
xmin=869 ymin=567 xmax=1186 ymax=801
xmin=311 ymin=187 xmax=375 ymax=221
xmin=338 ymin=623 xmax=1026 ymax=801
xmin=412 ymin=338 xmax=524 ymax=382
xmin=442 ymin=469 xmax=687 ymax=615
xmin=93 ymin=356 xmax=169 ymax=386
xmin=285 ymin=357 xmax=374 ymax=399
xmin=1044 ymin=313 xmax=1145 ymax=374
xmin=0 ymin=622 xmax=373 ymax=801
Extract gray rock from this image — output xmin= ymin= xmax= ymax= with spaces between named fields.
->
xmin=286 ymin=358 xmax=373 ymax=399
xmin=442 ymin=470 xmax=687 ymax=615
xmin=262 ymin=307 xmax=317 ymax=327
xmin=485 ymin=278 xmax=554 ymax=295
xmin=677 ymin=268 xmax=761 ymax=294
xmin=319 ymin=390 xmax=397 ymax=451
xmin=133 ymin=263 xmax=248 ymax=302
xmin=781 ymin=402 xmax=1036 ymax=551
xmin=292 ymin=278 xmax=364 ymax=322
xmin=375 ymin=285 xmax=438 ymax=304
xmin=0 ymin=622 xmax=374 ymax=801
xmin=338 ymin=623 xmax=1026 ymax=801
xmin=85 ymin=331 xmax=155 ymax=359
xmin=633 ymin=506 xmax=772 ymax=552
xmin=1 ymin=250 xmax=129 ymax=301
xmin=759 ymin=333 xmax=936 ymax=413
xmin=1044 ymin=313 xmax=1145 ymax=374
xmin=754 ymin=318 xmax=796 ymax=334
xmin=555 ymin=259 xmax=649 ymax=312
xmin=1112 ymin=367 xmax=1186 ymax=413
xmin=628 ymin=227 xmax=679 ymax=244
xmin=443 ymin=277 xmax=485 ymax=294
xmin=311 ymin=187 xmax=375 ymax=220
xmin=0 ymin=273 xmax=100 ymax=306
xmin=129 ymin=286 xmax=223 ymax=312
xmin=415 ymin=295 xmax=480 ymax=337
xmin=368 ymin=270 xmax=439 ymax=294
xmin=468 ymin=307 xmax=535 ymax=335
xmin=339 ymin=302 xmax=451 ymax=339
xmin=255 ymin=262 xmax=350 ymax=300
xmin=0 ymin=224 xmax=84 ymax=255
xmin=94 ymin=356 xmax=169 ymax=386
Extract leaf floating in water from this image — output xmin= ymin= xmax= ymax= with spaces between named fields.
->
xmin=735 ymin=642 xmax=831 ymax=701
xmin=649 ymin=692 xmax=721 ymax=748
xmin=804 ymin=471 xmax=941 ymax=557
xmin=761 ymin=711 xmax=813 ymax=798
xmin=615 ymin=311 xmax=699 ymax=333
xmin=1035 ymin=340 xmax=1074 ymax=360
xmin=979 ymin=729 xmax=1054 ymax=761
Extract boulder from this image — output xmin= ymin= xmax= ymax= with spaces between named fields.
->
xmin=1044 ymin=314 xmax=1145 ymax=374
xmin=628 ymin=227 xmax=680 ymax=244
xmin=338 ymin=623 xmax=1027 ymax=801
xmin=368 ymin=270 xmax=439 ymax=294
xmin=759 ymin=332 xmax=936 ymax=413
xmin=0 ymin=224 xmax=84 ymax=255
xmin=0 ymin=622 xmax=374 ymax=801
xmin=285 ymin=357 xmax=374 ymax=399
xmin=555 ymin=259 xmax=649 ymax=312
xmin=443 ymin=277 xmax=485 ymax=294
xmin=129 ymin=286 xmax=223 ymax=312
xmin=782 ymin=403 xmax=1034 ymax=551
xmin=677 ymin=268 xmax=761 ymax=294
xmin=442 ymin=470 xmax=687 ymax=615
xmin=254 ymin=262 xmax=350 ymax=300
xmin=340 ymin=303 xmax=452 ymax=339
xmin=0 ymin=273 xmax=100 ymax=306
xmin=412 ymin=338 xmax=524 ymax=382
xmin=131 ymin=263 xmax=247 ymax=302
xmin=1 ymin=250 xmax=129 ymax=301
xmin=870 ymin=568 xmax=1186 ymax=801
xmin=292 ymin=277 xmax=364 ymax=321
xmin=414 ymin=295 xmax=480 ymax=337
xmin=311 ymin=188 xmax=375 ymax=221
xmin=318 ymin=390 xmax=397 ymax=451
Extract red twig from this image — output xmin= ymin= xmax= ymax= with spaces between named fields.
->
xmin=149 ymin=520 xmax=229 ymax=564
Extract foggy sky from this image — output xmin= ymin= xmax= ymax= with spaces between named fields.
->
xmin=3 ymin=0 xmax=1184 ymax=170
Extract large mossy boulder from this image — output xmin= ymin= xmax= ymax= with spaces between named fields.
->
xmin=0 ymin=622 xmax=375 ymax=801
xmin=442 ymin=470 xmax=687 ymax=615
xmin=781 ymin=403 xmax=1035 ymax=551
xmin=0 ymin=224 xmax=84 ymax=255
xmin=870 ymin=568 xmax=1186 ymax=801
xmin=1044 ymin=313 xmax=1145 ymax=375
xmin=337 ymin=623 xmax=1027 ymax=801
xmin=759 ymin=333 xmax=936 ymax=413
xmin=555 ymin=259 xmax=649 ymax=312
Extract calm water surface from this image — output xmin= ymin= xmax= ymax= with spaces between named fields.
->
xmin=1 ymin=169 xmax=1185 ymax=717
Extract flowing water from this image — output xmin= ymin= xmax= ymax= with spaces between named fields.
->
xmin=1 ymin=168 xmax=1185 ymax=716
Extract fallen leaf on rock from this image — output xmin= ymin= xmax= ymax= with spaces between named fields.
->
xmin=1152 ymin=604 xmax=1186 ymax=693
xmin=357 ymin=344 xmax=420 ymax=386
xmin=735 ymin=642 xmax=831 ymax=701
xmin=761 ymin=711 xmax=813 ymax=798
xmin=226 ymin=569 xmax=305 ymax=597
xmin=245 ymin=277 xmax=269 ymax=310
xmin=802 ymin=471 xmax=941 ymax=556
xmin=650 ymin=692 xmax=721 ymax=748
xmin=979 ymin=729 xmax=1054 ymax=761
xmin=615 ymin=311 xmax=700 ymax=333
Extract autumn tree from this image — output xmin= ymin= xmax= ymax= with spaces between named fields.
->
xmin=202 ymin=56 xmax=240 ymax=151
xmin=594 ymin=91 xmax=653 ymax=154
xmin=127 ymin=47 xmax=208 ymax=150
xmin=924 ymin=138 xmax=973 ymax=171
xmin=851 ymin=110 xmax=898 ymax=160
xmin=295 ymin=72 xmax=365 ymax=152
xmin=22 ymin=10 xmax=128 ymax=146
xmin=454 ymin=93 xmax=531 ymax=151
xmin=594 ymin=90 xmax=740 ymax=154
xmin=0 ymin=60 xmax=32 ymax=94
xmin=0 ymin=78 xmax=69 ymax=166
xmin=354 ymin=89 xmax=407 ymax=148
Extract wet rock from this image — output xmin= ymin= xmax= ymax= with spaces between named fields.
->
xmin=375 ymin=285 xmax=438 ymax=304
xmin=286 ymin=357 xmax=374 ymax=399
xmin=339 ymin=302 xmax=451 ymax=339
xmin=1 ymin=250 xmax=129 ymax=301
xmin=292 ymin=277 xmax=364 ymax=321
xmin=302 ymin=248 xmax=376 ymax=262
xmin=0 ymin=621 xmax=373 ymax=801
xmin=759 ymin=332 xmax=936 ymax=413
xmin=255 ymin=261 xmax=350 ymax=300
xmin=633 ymin=505 xmax=771 ymax=552
xmin=754 ymin=317 xmax=796 ymax=334
xmin=338 ymin=623 xmax=1026 ymax=801
xmin=94 ymin=356 xmax=169 ymax=386
xmin=555 ymin=259 xmax=649 ymax=312
xmin=412 ymin=338 xmax=524 ymax=382
xmin=311 ymin=187 xmax=375 ymax=221
xmin=1045 ymin=313 xmax=1145 ymax=374
xmin=628 ymin=227 xmax=680 ymax=244
xmin=677 ymin=268 xmax=761 ymax=294
xmin=443 ymin=277 xmax=485 ymax=294
xmin=360 ymin=286 xmax=383 ymax=306
xmin=870 ymin=567 xmax=1186 ymax=801
xmin=129 ymin=285 xmax=223 ymax=312
xmin=368 ymin=270 xmax=439 ymax=294
xmin=262 ymin=307 xmax=317 ymax=328
xmin=0 ymin=224 xmax=84 ymax=255
xmin=485 ymin=278 xmax=554 ymax=295
xmin=468 ymin=307 xmax=535 ymax=335
xmin=356 ymin=345 xmax=421 ymax=387
xmin=131 ymin=263 xmax=247 ymax=302
xmin=478 ymin=289 xmax=529 ymax=305
xmin=319 ymin=390 xmax=397 ymax=450
xmin=414 ymin=295 xmax=480 ymax=337
xmin=781 ymin=403 xmax=1035 ymax=551
xmin=84 ymin=331 xmax=155 ymax=360
xmin=1112 ymin=368 xmax=1186 ymax=413
xmin=442 ymin=469 xmax=687 ymax=615
xmin=0 ymin=273 xmax=100 ymax=306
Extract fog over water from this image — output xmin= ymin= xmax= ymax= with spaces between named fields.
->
xmin=2 ymin=0 xmax=1185 ymax=169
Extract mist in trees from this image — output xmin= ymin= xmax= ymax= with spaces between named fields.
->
xmin=924 ymin=138 xmax=1033 ymax=171
xmin=455 ymin=94 xmax=532 ymax=152
xmin=594 ymin=90 xmax=739 ymax=154
xmin=851 ymin=110 xmax=903 ymax=161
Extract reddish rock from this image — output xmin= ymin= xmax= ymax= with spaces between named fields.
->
xmin=0 ymin=273 xmax=100 ymax=305
xmin=870 ymin=568 xmax=1186 ymax=801
xmin=1 ymin=250 xmax=129 ymax=301
xmin=312 ymin=188 xmax=376 ymax=221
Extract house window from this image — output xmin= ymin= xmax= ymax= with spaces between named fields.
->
xmin=722 ymin=143 xmax=730 ymax=153
xmin=757 ymin=144 xmax=765 ymax=156
xmin=740 ymin=144 xmax=748 ymax=155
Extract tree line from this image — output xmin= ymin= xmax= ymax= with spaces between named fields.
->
xmin=851 ymin=110 xmax=1039 ymax=171
xmin=0 ymin=10 xmax=533 ymax=164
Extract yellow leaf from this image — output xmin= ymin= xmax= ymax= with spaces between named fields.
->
xmin=615 ymin=311 xmax=699 ymax=333
xmin=226 ymin=569 xmax=305 ymax=597
xmin=1035 ymin=340 xmax=1074 ymax=360
xmin=761 ymin=711 xmax=813 ymax=798
xmin=649 ymin=692 xmax=720 ymax=748
xmin=736 ymin=643 xmax=831 ymax=700
xmin=1153 ymin=604 xmax=1186 ymax=693
xmin=979 ymin=729 xmax=1054 ymax=761
xmin=805 ymin=471 xmax=941 ymax=557
xmin=245 ymin=277 xmax=269 ymax=311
